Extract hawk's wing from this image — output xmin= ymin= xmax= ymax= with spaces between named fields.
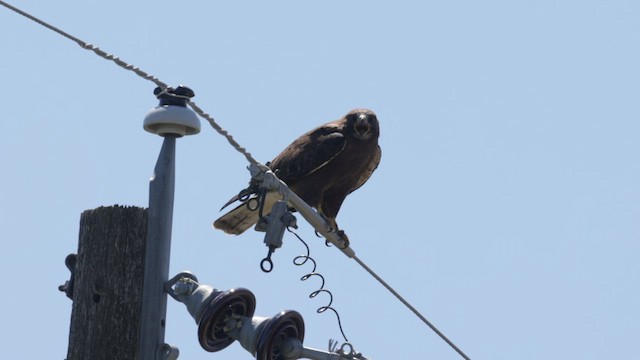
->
xmin=270 ymin=124 xmax=347 ymax=183
xmin=217 ymin=124 xmax=346 ymax=213
xmin=214 ymin=124 xmax=347 ymax=235
xmin=350 ymin=145 xmax=382 ymax=194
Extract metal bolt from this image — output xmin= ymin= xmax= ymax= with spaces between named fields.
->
xmin=172 ymin=279 xmax=196 ymax=296
xmin=223 ymin=318 xmax=241 ymax=333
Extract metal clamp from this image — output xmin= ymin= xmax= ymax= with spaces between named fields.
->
xmin=58 ymin=253 xmax=77 ymax=300
xmin=259 ymin=200 xmax=297 ymax=272
xmin=329 ymin=340 xmax=370 ymax=360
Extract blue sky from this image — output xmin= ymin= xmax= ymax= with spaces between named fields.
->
xmin=1 ymin=1 xmax=639 ymax=359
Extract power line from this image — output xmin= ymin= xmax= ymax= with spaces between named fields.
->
xmin=0 ymin=2 xmax=472 ymax=358
xmin=352 ymin=255 xmax=471 ymax=360
xmin=0 ymin=1 xmax=169 ymax=89
xmin=0 ymin=0 xmax=260 ymax=166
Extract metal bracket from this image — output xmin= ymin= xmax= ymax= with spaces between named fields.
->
xmin=58 ymin=253 xmax=77 ymax=300
xmin=164 ymin=271 xmax=199 ymax=302
xmin=281 ymin=338 xmax=372 ymax=360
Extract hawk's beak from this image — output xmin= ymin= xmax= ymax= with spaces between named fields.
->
xmin=354 ymin=115 xmax=371 ymax=139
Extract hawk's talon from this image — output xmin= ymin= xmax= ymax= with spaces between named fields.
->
xmin=318 ymin=214 xmax=338 ymax=233
xmin=336 ymin=230 xmax=350 ymax=249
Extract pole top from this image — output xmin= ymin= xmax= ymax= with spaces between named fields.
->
xmin=144 ymin=86 xmax=201 ymax=137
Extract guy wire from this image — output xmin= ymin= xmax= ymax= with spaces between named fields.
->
xmin=351 ymin=254 xmax=471 ymax=360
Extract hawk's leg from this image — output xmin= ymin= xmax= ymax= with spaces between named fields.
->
xmin=319 ymin=214 xmax=350 ymax=248
xmin=315 ymin=211 xmax=338 ymax=232
xmin=324 ymin=215 xmax=338 ymax=233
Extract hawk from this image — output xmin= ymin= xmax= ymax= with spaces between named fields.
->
xmin=213 ymin=109 xmax=381 ymax=237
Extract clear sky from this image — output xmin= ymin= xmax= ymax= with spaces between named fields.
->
xmin=1 ymin=1 xmax=639 ymax=359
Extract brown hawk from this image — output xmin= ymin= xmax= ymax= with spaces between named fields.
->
xmin=213 ymin=108 xmax=381 ymax=236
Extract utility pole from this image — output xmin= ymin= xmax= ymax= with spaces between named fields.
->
xmin=64 ymin=205 xmax=147 ymax=360
xmin=62 ymin=86 xmax=200 ymax=360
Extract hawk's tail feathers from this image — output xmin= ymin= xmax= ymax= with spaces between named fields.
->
xmin=213 ymin=192 xmax=280 ymax=235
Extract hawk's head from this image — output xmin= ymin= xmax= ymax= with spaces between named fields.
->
xmin=345 ymin=109 xmax=379 ymax=141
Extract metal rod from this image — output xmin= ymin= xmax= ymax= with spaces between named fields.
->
xmin=139 ymin=135 xmax=177 ymax=360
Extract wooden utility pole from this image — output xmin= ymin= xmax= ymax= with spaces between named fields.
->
xmin=65 ymin=205 xmax=147 ymax=360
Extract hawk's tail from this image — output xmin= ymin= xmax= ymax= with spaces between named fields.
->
xmin=213 ymin=192 xmax=280 ymax=235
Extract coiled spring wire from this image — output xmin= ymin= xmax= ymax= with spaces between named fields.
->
xmin=287 ymin=227 xmax=350 ymax=342
xmin=242 ymin=182 xmax=350 ymax=342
